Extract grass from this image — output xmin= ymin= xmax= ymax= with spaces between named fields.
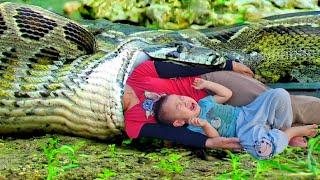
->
xmin=307 ymin=135 xmax=320 ymax=175
xmin=155 ymin=153 xmax=184 ymax=174
xmin=0 ymin=134 xmax=319 ymax=179
xmin=217 ymin=135 xmax=320 ymax=179
xmin=42 ymin=137 xmax=83 ymax=180
xmin=95 ymin=168 xmax=116 ymax=180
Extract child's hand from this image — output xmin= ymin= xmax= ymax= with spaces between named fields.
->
xmin=192 ymin=78 xmax=207 ymax=90
xmin=189 ymin=118 xmax=208 ymax=127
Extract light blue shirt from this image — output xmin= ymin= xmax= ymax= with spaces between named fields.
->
xmin=187 ymin=96 xmax=240 ymax=137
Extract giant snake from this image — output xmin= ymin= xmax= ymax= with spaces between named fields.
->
xmin=0 ymin=2 xmax=319 ymax=139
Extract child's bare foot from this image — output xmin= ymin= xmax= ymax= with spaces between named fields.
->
xmin=289 ymin=136 xmax=307 ymax=147
xmin=284 ymin=124 xmax=318 ymax=140
xmin=301 ymin=124 xmax=318 ymax=137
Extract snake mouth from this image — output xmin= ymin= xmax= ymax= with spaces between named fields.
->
xmin=207 ymin=52 xmax=222 ymax=63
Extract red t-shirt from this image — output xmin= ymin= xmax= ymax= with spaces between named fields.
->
xmin=125 ymin=60 xmax=207 ymax=138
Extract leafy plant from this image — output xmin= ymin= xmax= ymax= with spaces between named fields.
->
xmin=307 ymin=135 xmax=320 ymax=175
xmin=218 ymin=151 xmax=250 ymax=179
xmin=121 ymin=138 xmax=132 ymax=146
xmin=263 ymin=158 xmax=298 ymax=173
xmin=146 ymin=152 xmax=160 ymax=161
xmin=42 ymin=137 xmax=82 ymax=180
xmin=155 ymin=153 xmax=184 ymax=174
xmin=107 ymin=144 xmax=116 ymax=157
xmin=254 ymin=160 xmax=270 ymax=178
xmin=214 ymin=0 xmax=229 ymax=6
xmin=229 ymin=151 xmax=241 ymax=178
xmin=96 ymin=168 xmax=116 ymax=180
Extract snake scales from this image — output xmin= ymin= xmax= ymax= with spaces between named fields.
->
xmin=0 ymin=2 xmax=319 ymax=139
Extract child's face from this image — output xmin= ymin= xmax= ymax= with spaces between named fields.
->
xmin=162 ymin=94 xmax=200 ymax=124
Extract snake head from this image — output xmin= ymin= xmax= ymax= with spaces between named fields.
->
xmin=221 ymin=50 xmax=265 ymax=70
xmin=144 ymin=41 xmax=226 ymax=66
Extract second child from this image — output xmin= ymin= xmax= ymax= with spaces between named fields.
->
xmin=153 ymin=78 xmax=318 ymax=159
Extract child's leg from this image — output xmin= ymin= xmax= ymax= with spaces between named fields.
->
xmin=243 ymin=88 xmax=293 ymax=129
xmin=271 ymin=92 xmax=310 ymax=147
xmin=269 ymin=89 xmax=293 ymax=129
xmin=238 ymin=89 xmax=294 ymax=159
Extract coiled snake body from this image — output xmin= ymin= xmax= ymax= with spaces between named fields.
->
xmin=0 ymin=2 xmax=319 ymax=139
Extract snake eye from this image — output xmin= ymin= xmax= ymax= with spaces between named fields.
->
xmin=166 ymin=51 xmax=180 ymax=58
xmin=177 ymin=45 xmax=184 ymax=53
xmin=173 ymin=42 xmax=182 ymax=47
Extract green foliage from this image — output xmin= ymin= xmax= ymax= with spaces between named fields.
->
xmin=218 ymin=151 xmax=250 ymax=179
xmin=146 ymin=152 xmax=161 ymax=161
xmin=254 ymin=160 xmax=270 ymax=178
xmin=291 ymin=65 xmax=320 ymax=83
xmin=93 ymin=144 xmax=119 ymax=179
xmin=307 ymin=135 xmax=320 ymax=175
xmin=1 ymin=134 xmax=320 ymax=178
xmin=121 ymin=138 xmax=132 ymax=145
xmin=228 ymin=151 xmax=241 ymax=179
xmin=257 ymin=157 xmax=298 ymax=173
xmin=214 ymin=0 xmax=229 ymax=6
xmin=80 ymin=0 xmax=319 ymax=30
xmin=2 ymin=0 xmax=82 ymax=20
xmin=155 ymin=153 xmax=184 ymax=174
xmin=42 ymin=137 xmax=83 ymax=180
xmin=96 ymin=168 xmax=116 ymax=180
xmin=107 ymin=144 xmax=116 ymax=157
xmin=181 ymin=0 xmax=191 ymax=4
xmin=218 ymin=138 xmax=320 ymax=179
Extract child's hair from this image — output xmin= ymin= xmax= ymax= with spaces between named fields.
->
xmin=153 ymin=95 xmax=173 ymax=125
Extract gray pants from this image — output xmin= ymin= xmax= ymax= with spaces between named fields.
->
xmin=201 ymin=71 xmax=320 ymax=125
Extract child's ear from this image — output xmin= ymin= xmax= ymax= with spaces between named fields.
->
xmin=173 ymin=119 xmax=185 ymax=127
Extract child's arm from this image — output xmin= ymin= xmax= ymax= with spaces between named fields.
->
xmin=192 ymin=78 xmax=232 ymax=104
xmin=189 ymin=118 xmax=220 ymax=138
